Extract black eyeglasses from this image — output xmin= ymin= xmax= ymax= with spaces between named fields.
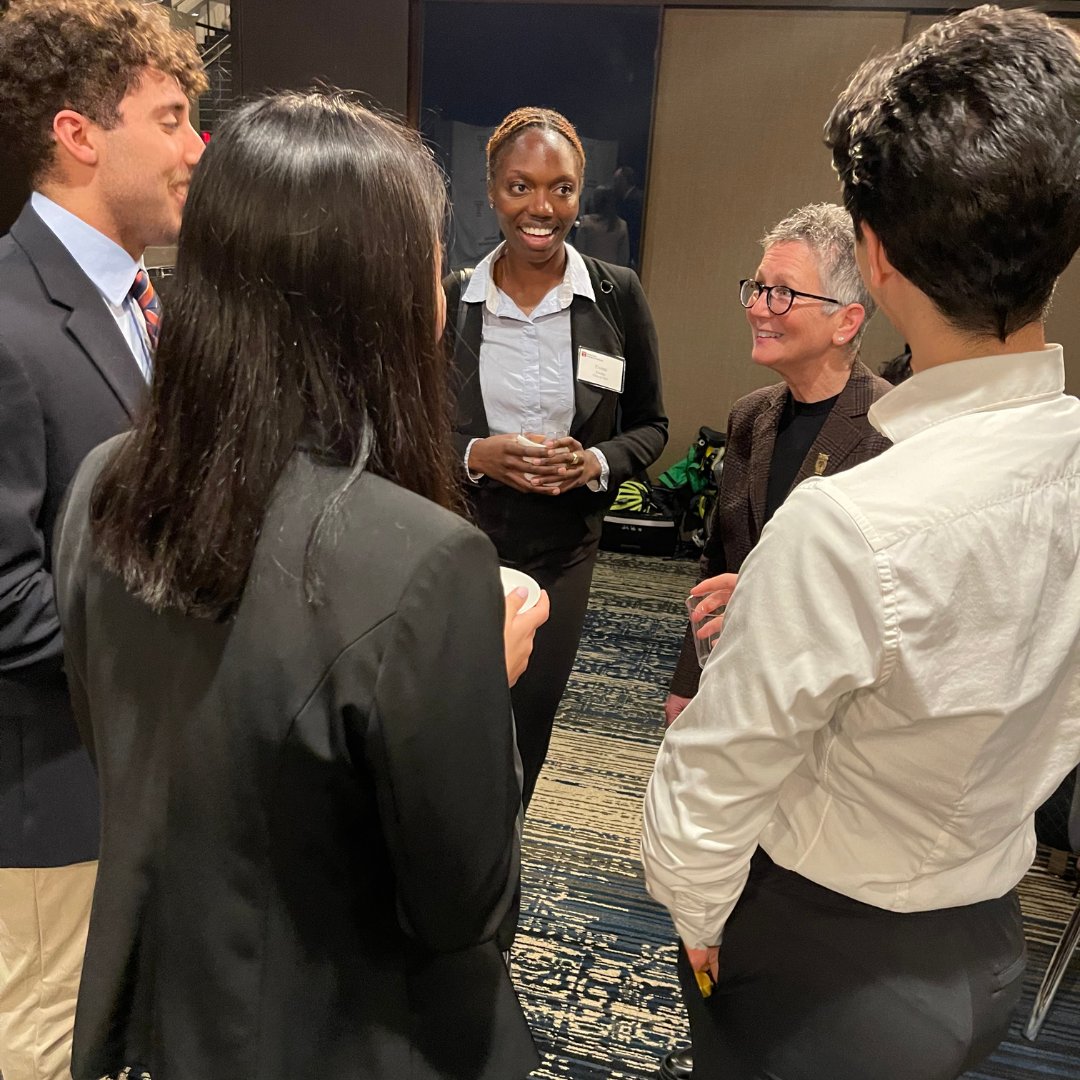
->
xmin=739 ymin=278 xmax=840 ymax=316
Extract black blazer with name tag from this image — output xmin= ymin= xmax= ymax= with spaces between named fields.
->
xmin=444 ymin=254 xmax=667 ymax=561
xmin=0 ymin=203 xmax=145 ymax=867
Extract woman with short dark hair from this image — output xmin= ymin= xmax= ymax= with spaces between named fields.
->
xmin=54 ymin=90 xmax=544 ymax=1080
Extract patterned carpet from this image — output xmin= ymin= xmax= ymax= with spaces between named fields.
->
xmin=513 ymin=551 xmax=1080 ymax=1080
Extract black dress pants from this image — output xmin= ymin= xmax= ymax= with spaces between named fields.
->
xmin=502 ymin=542 xmax=598 ymax=808
xmin=677 ymin=850 xmax=1027 ymax=1080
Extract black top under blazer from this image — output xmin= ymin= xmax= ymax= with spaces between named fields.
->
xmin=54 ymin=441 xmax=538 ymax=1080
xmin=0 ymin=202 xmax=145 ymax=867
xmin=669 ymin=361 xmax=893 ymax=697
xmin=444 ymin=254 xmax=668 ymax=563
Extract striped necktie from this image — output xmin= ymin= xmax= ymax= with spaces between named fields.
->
xmin=130 ymin=269 xmax=162 ymax=350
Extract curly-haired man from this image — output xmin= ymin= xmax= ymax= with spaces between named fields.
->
xmin=645 ymin=7 xmax=1080 ymax=1078
xmin=0 ymin=3 xmax=205 ymax=1077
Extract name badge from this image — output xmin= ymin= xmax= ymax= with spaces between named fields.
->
xmin=577 ymin=347 xmax=625 ymax=393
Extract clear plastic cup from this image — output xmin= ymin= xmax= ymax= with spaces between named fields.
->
xmin=517 ymin=427 xmax=568 ymax=481
xmin=686 ymin=592 xmax=726 ymax=667
xmin=516 ymin=427 xmax=567 ymax=448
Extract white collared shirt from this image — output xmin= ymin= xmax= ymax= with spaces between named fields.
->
xmin=462 ymin=242 xmax=608 ymax=490
xmin=31 ymin=192 xmax=153 ymax=381
xmin=643 ymin=346 xmax=1080 ymax=948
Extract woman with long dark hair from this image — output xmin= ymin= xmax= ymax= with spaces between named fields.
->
xmin=53 ymin=91 xmax=544 ymax=1080
xmin=444 ymin=107 xmax=667 ymax=808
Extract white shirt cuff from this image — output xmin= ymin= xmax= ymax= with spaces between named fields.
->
xmin=586 ymin=447 xmax=609 ymax=492
xmin=464 ymin=438 xmax=485 ymax=484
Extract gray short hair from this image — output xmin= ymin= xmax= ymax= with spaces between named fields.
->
xmin=760 ymin=203 xmax=876 ymax=353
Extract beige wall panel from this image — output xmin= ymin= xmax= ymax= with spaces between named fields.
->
xmin=902 ymin=13 xmax=941 ymax=36
xmin=643 ymin=8 xmax=907 ymax=468
xmin=1029 ymin=15 xmax=1080 ymax=399
xmin=1048 ymin=259 xmax=1080 ymax=399
xmin=906 ymin=11 xmax=1080 ymax=397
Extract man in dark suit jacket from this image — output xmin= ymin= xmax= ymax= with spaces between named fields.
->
xmin=658 ymin=204 xmax=892 ymax=1080
xmin=0 ymin=4 xmax=206 ymax=1076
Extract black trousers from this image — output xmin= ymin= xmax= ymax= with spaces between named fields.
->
xmin=503 ymin=542 xmax=598 ymax=808
xmin=677 ymin=851 xmax=1027 ymax=1080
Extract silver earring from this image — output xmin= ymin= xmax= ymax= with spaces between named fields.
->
xmin=837 ymin=336 xmax=846 ymax=343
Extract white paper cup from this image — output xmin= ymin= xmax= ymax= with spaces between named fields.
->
xmin=500 ymin=567 xmax=541 ymax=613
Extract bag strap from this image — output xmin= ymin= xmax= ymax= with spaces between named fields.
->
xmin=582 ymin=256 xmax=627 ymax=351
xmin=443 ymin=268 xmax=474 ymax=356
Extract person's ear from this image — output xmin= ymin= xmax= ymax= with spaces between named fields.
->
xmin=52 ymin=109 xmax=102 ymax=168
xmin=833 ymin=303 xmax=865 ymax=346
xmin=858 ymin=220 xmax=894 ymax=291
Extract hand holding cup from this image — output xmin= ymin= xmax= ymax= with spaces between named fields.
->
xmin=686 ymin=572 xmax=738 ymax=667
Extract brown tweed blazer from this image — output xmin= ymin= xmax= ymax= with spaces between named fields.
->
xmin=669 ymin=360 xmax=893 ymax=698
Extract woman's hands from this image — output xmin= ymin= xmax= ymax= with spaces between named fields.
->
xmin=543 ymin=436 xmax=601 ymax=493
xmin=467 ymin=434 xmax=600 ymax=496
xmin=687 ymin=572 xmax=738 ymax=641
xmin=686 ymin=944 xmax=720 ymax=985
xmin=503 ymin=587 xmax=550 ymax=686
xmin=664 ymin=693 xmax=692 ymax=728
xmin=663 ymin=574 xmax=739 ymax=729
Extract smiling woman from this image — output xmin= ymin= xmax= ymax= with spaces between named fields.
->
xmin=487 ymin=109 xmax=584 ymax=283
xmin=443 ymin=106 xmax=668 ymax=813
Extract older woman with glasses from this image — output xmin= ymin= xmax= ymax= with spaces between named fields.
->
xmin=657 ymin=200 xmax=894 ymax=1080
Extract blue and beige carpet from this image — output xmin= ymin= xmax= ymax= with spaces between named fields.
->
xmin=513 ymin=551 xmax=1080 ymax=1080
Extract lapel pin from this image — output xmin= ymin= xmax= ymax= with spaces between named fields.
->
xmin=814 ymin=452 xmax=829 ymax=475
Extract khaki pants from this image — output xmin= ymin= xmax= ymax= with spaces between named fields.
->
xmin=0 ymin=861 xmax=97 ymax=1080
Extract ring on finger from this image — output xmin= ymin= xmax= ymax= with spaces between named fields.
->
xmin=570 ymin=451 xmax=580 ymax=466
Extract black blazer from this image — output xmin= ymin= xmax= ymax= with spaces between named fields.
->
xmin=0 ymin=202 xmax=145 ymax=867
xmin=444 ymin=253 xmax=667 ymax=562
xmin=669 ymin=361 xmax=893 ymax=697
xmin=54 ymin=440 xmax=539 ymax=1080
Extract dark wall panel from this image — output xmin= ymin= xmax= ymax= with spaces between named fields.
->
xmin=0 ymin=174 xmax=29 ymax=237
xmin=234 ymin=0 xmax=411 ymax=116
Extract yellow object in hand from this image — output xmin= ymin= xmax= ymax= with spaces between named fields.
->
xmin=695 ymin=969 xmax=714 ymax=999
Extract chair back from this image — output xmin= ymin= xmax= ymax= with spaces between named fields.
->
xmin=1035 ymin=764 xmax=1080 ymax=853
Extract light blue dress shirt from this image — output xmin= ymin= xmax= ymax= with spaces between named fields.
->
xmin=31 ymin=192 xmax=154 ymax=381
xmin=462 ymin=242 xmax=609 ymax=490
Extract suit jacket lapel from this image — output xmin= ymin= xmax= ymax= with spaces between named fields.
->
xmin=63 ymin=307 xmax=145 ymax=418
xmin=749 ymin=384 xmax=786 ymax=536
xmin=12 ymin=205 xmax=145 ymax=419
xmin=569 ymin=292 xmax=614 ymax=442
xmin=454 ymin=262 xmax=617 ymax=442
xmin=790 ymin=361 xmax=878 ymax=486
